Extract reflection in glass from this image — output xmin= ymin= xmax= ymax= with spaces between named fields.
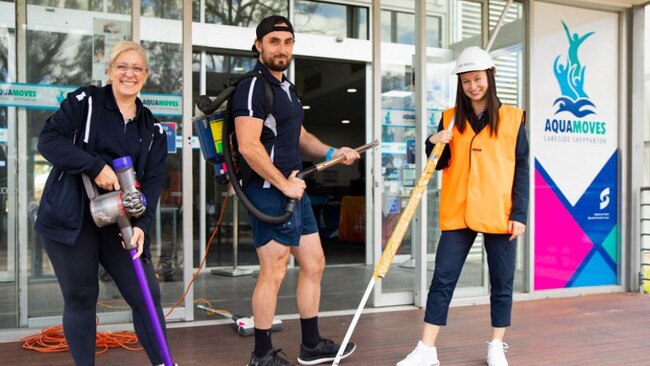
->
xmin=27 ymin=31 xmax=93 ymax=85
xmin=294 ymin=0 xmax=368 ymax=40
xmin=27 ymin=0 xmax=101 ymax=11
xmin=381 ymin=10 xmax=392 ymax=43
xmin=396 ymin=12 xmax=415 ymax=45
xmin=142 ymin=41 xmax=183 ymax=94
xmin=193 ymin=51 xmax=259 ymax=268
xmin=381 ymin=10 xmax=442 ymax=48
xmin=454 ymin=1 xmax=482 ymax=43
xmin=489 ymin=0 xmax=523 ymax=29
xmin=108 ymin=0 xmax=131 ymax=15
xmin=142 ymin=0 xmax=182 ymax=20
xmin=202 ymin=0 xmax=288 ymax=26
xmin=0 ymin=30 xmax=7 ymax=80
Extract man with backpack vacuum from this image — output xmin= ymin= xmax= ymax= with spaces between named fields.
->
xmin=230 ymin=15 xmax=360 ymax=366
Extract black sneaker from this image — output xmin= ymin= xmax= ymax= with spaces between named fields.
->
xmin=297 ymin=338 xmax=357 ymax=365
xmin=248 ymin=349 xmax=296 ymax=366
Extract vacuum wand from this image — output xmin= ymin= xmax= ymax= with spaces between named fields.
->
xmin=282 ymin=140 xmax=379 ymax=215
xmin=83 ymin=157 xmax=174 ymax=366
xmin=298 ymin=140 xmax=379 ymax=179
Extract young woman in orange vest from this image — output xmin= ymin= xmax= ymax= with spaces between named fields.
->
xmin=397 ymin=46 xmax=529 ymax=366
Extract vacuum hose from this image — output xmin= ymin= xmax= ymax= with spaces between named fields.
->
xmin=196 ymin=94 xmax=377 ymax=225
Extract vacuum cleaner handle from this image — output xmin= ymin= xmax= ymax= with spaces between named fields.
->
xmin=283 ymin=140 xmax=379 ymax=220
xmin=117 ymin=215 xmax=138 ymax=251
xmin=81 ymin=174 xmax=99 ymax=201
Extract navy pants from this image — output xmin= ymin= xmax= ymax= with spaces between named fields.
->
xmin=44 ymin=213 xmax=166 ymax=366
xmin=424 ymin=229 xmax=517 ymax=328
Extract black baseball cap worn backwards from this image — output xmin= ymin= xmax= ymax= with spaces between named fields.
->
xmin=251 ymin=15 xmax=295 ymax=53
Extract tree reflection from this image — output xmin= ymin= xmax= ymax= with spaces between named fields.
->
xmin=27 ymin=31 xmax=93 ymax=86
xmin=143 ymin=41 xmax=182 ymax=94
xmin=202 ymin=0 xmax=288 ymax=26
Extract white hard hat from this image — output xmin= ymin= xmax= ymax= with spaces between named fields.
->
xmin=454 ymin=46 xmax=495 ymax=74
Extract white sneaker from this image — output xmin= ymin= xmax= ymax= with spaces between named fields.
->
xmin=486 ymin=339 xmax=509 ymax=366
xmin=396 ymin=341 xmax=440 ymax=366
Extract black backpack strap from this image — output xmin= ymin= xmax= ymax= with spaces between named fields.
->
xmin=226 ymin=71 xmax=276 ymax=186
xmin=230 ymin=70 xmax=274 ymax=116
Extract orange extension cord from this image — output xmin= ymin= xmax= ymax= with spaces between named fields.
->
xmin=22 ymin=184 xmax=233 ymax=354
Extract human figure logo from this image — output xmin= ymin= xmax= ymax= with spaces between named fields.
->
xmin=552 ymin=21 xmax=596 ymax=118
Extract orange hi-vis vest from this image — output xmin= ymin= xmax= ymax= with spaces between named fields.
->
xmin=439 ymin=104 xmax=524 ymax=234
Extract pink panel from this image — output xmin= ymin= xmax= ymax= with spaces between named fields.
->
xmin=534 ymin=170 xmax=593 ymax=290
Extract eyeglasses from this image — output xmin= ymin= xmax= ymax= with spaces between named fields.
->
xmin=111 ymin=64 xmax=146 ymax=75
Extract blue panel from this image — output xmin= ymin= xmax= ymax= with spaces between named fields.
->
xmin=570 ymin=151 xmax=618 ymax=247
xmin=569 ymin=250 xmax=617 ymax=287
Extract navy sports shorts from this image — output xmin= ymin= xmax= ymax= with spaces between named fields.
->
xmin=243 ymin=186 xmax=319 ymax=248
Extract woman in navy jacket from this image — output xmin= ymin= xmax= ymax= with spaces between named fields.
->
xmin=35 ymin=41 xmax=169 ymax=366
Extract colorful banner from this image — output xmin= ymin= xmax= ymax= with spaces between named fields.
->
xmin=0 ymin=82 xmax=182 ymax=117
xmin=532 ymin=2 xmax=619 ymax=290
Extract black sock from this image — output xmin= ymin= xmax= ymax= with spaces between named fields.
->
xmin=300 ymin=316 xmax=321 ymax=348
xmin=254 ymin=327 xmax=273 ymax=358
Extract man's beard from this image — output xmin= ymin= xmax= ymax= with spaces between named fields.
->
xmin=261 ymin=51 xmax=292 ymax=72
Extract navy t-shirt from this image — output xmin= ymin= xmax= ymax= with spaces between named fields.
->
xmin=231 ymin=62 xmax=304 ymax=188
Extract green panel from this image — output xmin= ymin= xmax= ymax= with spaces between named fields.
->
xmin=602 ymin=226 xmax=617 ymax=263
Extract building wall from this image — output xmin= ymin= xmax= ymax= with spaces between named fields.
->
xmin=0 ymin=0 xmax=645 ymax=332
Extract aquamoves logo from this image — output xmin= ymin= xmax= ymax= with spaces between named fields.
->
xmin=553 ymin=21 xmax=596 ymax=118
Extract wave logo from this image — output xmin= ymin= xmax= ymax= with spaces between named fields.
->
xmin=56 ymin=91 xmax=67 ymax=104
xmin=599 ymin=187 xmax=610 ymax=210
xmin=552 ymin=21 xmax=596 ymax=118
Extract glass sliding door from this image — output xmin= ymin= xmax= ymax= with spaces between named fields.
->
xmin=374 ymin=0 xmax=528 ymax=307
xmin=23 ymin=3 xmax=133 ymax=326
xmin=0 ymin=0 xmax=16 ymax=328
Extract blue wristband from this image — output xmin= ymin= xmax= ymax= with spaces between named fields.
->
xmin=326 ymin=147 xmax=335 ymax=161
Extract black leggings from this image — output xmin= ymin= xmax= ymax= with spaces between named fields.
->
xmin=44 ymin=213 xmax=166 ymax=366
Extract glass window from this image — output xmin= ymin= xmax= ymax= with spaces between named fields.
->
xmin=489 ymin=0 xmax=523 ymax=29
xmin=381 ymin=10 xmax=442 ymax=48
xmin=427 ymin=15 xmax=442 ymax=48
xmin=141 ymin=41 xmax=184 ymax=286
xmin=27 ymin=31 xmax=93 ymax=85
xmin=381 ymin=10 xmax=392 ymax=43
xmin=192 ymin=0 xmax=199 ymax=22
xmin=452 ymin=0 xmax=482 ymax=44
xmin=493 ymin=48 xmax=522 ymax=107
xmin=142 ymin=0 xmax=182 ymax=20
xmin=395 ymin=12 xmax=415 ymax=45
xmin=0 ymin=30 xmax=7 ymax=82
xmin=108 ymin=0 xmax=131 ymax=15
xmin=142 ymin=41 xmax=183 ymax=94
xmin=203 ymin=0 xmax=288 ymax=26
xmin=27 ymin=0 xmax=102 ymax=11
xmin=294 ymin=0 xmax=368 ymax=40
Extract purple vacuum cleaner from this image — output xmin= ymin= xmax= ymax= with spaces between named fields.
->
xmin=83 ymin=156 xmax=174 ymax=366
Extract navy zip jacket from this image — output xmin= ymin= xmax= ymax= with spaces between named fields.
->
xmin=35 ymin=85 xmax=167 ymax=258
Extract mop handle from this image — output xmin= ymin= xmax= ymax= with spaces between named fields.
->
xmin=332 ymin=123 xmax=454 ymax=366
xmin=129 ymin=248 xmax=175 ymax=366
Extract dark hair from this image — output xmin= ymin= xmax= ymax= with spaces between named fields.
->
xmin=453 ymin=68 xmax=499 ymax=136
